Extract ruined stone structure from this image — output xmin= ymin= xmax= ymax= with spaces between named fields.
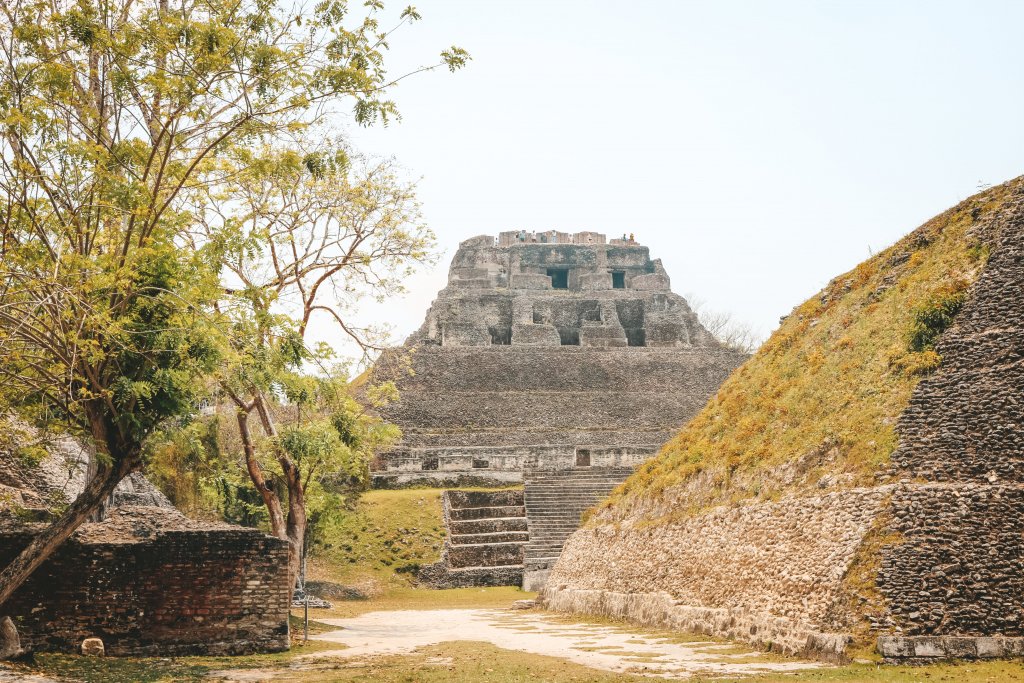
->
xmin=0 ymin=435 xmax=291 ymax=655
xmin=372 ymin=232 xmax=745 ymax=587
xmin=543 ymin=179 xmax=1024 ymax=663
xmin=373 ymin=232 xmax=744 ymax=487
xmin=522 ymin=467 xmax=634 ymax=591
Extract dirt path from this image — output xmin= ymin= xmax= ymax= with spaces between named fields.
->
xmin=304 ymin=608 xmax=823 ymax=679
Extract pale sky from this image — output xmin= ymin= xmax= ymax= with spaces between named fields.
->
xmin=324 ymin=0 xmax=1024 ymax=361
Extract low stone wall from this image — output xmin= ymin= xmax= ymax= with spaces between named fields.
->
xmin=543 ymin=587 xmax=851 ymax=661
xmin=1 ymin=509 xmax=290 ymax=656
xmin=544 ymin=487 xmax=891 ymax=658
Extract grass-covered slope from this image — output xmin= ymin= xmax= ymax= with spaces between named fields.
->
xmin=601 ymin=178 xmax=1022 ymax=522
xmin=308 ymin=488 xmax=445 ymax=592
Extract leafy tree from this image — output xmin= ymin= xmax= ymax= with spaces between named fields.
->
xmin=0 ymin=0 xmax=465 ymax=615
xmin=200 ymin=134 xmax=427 ymax=584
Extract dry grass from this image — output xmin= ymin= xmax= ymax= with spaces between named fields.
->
xmin=600 ymin=180 xmax=1021 ymax=522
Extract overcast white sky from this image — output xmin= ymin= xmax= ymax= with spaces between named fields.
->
xmin=323 ymin=0 xmax=1024 ymax=361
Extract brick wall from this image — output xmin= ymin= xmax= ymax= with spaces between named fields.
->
xmin=0 ymin=522 xmax=290 ymax=656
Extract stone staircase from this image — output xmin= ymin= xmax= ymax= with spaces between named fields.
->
xmin=417 ymin=489 xmax=528 ymax=588
xmin=522 ymin=467 xmax=636 ymax=591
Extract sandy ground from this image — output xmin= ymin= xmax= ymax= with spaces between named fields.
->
xmin=303 ymin=608 xmax=824 ymax=679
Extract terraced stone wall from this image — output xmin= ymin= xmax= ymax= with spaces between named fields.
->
xmin=418 ymin=490 xmax=527 ymax=587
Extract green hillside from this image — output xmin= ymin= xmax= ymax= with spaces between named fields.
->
xmin=601 ymin=178 xmax=1021 ymax=522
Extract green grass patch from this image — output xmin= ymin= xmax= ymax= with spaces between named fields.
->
xmin=14 ymin=638 xmax=336 ymax=683
xmin=308 ymin=488 xmax=445 ymax=591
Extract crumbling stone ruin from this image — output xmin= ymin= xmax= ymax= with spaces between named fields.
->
xmin=543 ymin=178 xmax=1024 ymax=664
xmin=0 ymin=435 xmax=290 ymax=655
xmin=371 ymin=232 xmax=746 ymax=588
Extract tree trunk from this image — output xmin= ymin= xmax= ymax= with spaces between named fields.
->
xmin=0 ymin=455 xmax=134 ymax=610
xmin=236 ymin=409 xmax=286 ymax=540
xmin=253 ymin=395 xmax=303 ymax=594
xmin=85 ymin=449 xmax=115 ymax=523
xmin=283 ymin=465 xmax=305 ymax=591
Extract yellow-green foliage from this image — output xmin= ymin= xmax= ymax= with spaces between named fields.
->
xmin=309 ymin=488 xmax=445 ymax=587
xmin=604 ymin=182 xmax=1018 ymax=520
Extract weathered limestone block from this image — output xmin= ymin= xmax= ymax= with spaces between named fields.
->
xmin=512 ymin=323 xmax=561 ymax=346
xmin=81 ymin=638 xmax=104 ymax=656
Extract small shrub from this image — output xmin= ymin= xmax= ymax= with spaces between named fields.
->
xmin=907 ymin=289 xmax=967 ymax=352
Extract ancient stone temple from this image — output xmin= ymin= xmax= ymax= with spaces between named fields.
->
xmin=544 ymin=177 xmax=1024 ymax=663
xmin=371 ymin=231 xmax=746 ymax=588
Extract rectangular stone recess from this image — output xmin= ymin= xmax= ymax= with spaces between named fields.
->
xmin=0 ymin=527 xmax=290 ymax=656
xmin=547 ymin=268 xmax=569 ymax=289
xmin=625 ymin=328 xmax=646 ymax=347
xmin=489 ymin=325 xmax=511 ymax=345
xmin=612 ymin=271 xmax=626 ymax=289
xmin=558 ymin=327 xmax=580 ymax=345
xmin=575 ymin=449 xmax=591 ymax=467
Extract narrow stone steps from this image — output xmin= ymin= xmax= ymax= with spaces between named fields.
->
xmin=449 ymin=505 xmax=526 ymax=521
xmin=449 ymin=517 xmax=528 ymax=535
xmin=450 ymin=531 xmax=529 ymax=545
xmin=521 ymin=467 xmax=635 ymax=587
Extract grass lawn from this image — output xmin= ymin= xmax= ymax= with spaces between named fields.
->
xmin=298 ymin=584 xmax=534 ymax=620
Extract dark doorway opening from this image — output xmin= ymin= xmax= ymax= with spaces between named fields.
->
xmin=558 ymin=327 xmax=580 ymax=346
xmin=489 ymin=325 xmax=511 ymax=345
xmin=575 ymin=449 xmax=591 ymax=467
xmin=547 ymin=268 xmax=569 ymax=289
xmin=472 ymin=458 xmax=490 ymax=469
xmin=625 ymin=328 xmax=646 ymax=347
xmin=612 ymin=271 xmax=626 ymax=289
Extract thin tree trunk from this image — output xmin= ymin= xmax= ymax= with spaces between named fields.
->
xmin=0 ymin=455 xmax=134 ymax=610
xmin=253 ymin=395 xmax=303 ymax=593
xmin=283 ymin=466 xmax=305 ymax=590
xmin=85 ymin=449 xmax=115 ymax=523
xmin=236 ymin=409 xmax=286 ymax=540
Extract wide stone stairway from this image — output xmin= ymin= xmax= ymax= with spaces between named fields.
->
xmin=418 ymin=489 xmax=528 ymax=587
xmin=522 ymin=467 xmax=636 ymax=590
